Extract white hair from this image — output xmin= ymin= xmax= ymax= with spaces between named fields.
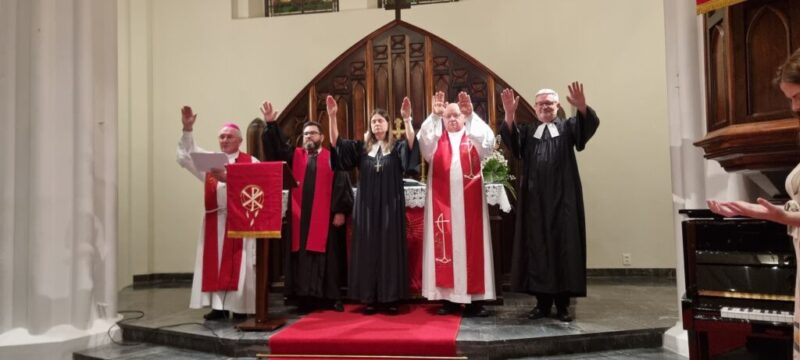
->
xmin=219 ymin=126 xmax=242 ymax=140
xmin=535 ymin=88 xmax=559 ymax=103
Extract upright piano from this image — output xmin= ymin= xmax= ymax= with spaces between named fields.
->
xmin=681 ymin=209 xmax=795 ymax=359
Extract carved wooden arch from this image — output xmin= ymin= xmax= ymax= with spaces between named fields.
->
xmin=745 ymin=5 xmax=791 ymax=119
xmin=259 ymin=19 xmax=538 ymax=151
xmin=250 ymin=19 xmax=537 ymax=289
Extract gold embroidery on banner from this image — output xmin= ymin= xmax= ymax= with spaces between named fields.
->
xmin=226 ymin=230 xmax=281 ymax=238
xmin=240 ymin=184 xmax=264 ymax=227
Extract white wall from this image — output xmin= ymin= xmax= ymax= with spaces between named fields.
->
xmin=117 ymin=0 xmax=675 ymax=287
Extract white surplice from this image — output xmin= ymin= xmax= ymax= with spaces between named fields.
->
xmin=416 ymin=114 xmax=496 ymax=303
xmin=176 ymin=131 xmax=257 ymax=314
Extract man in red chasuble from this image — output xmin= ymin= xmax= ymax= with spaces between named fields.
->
xmin=177 ymin=106 xmax=257 ymax=321
xmin=418 ymin=91 xmax=496 ymax=317
xmin=260 ymin=100 xmax=354 ymax=313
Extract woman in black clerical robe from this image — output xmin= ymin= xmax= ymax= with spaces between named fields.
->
xmin=326 ymin=95 xmax=416 ymax=315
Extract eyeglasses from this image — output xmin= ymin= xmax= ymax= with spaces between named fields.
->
xmin=535 ymin=101 xmax=557 ymax=107
xmin=303 ymin=131 xmax=320 ymax=136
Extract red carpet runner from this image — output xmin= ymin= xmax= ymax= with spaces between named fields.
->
xmin=269 ymin=304 xmax=461 ymax=358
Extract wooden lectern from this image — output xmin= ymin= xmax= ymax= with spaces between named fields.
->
xmin=238 ymin=162 xmax=296 ymax=331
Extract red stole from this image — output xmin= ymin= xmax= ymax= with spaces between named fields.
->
xmin=202 ymin=152 xmax=252 ymax=292
xmin=291 ymin=148 xmax=334 ymax=253
xmin=431 ymin=129 xmax=485 ymax=294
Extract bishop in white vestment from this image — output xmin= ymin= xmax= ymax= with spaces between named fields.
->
xmin=417 ymin=91 xmax=496 ymax=316
xmin=176 ymin=106 xmax=257 ymax=320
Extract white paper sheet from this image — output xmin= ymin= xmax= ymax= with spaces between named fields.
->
xmin=190 ymin=152 xmax=228 ymax=172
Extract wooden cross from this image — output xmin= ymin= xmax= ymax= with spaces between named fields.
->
xmin=392 ymin=118 xmax=405 ymax=139
xmin=384 ymin=0 xmax=410 ymax=20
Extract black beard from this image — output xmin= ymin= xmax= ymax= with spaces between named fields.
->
xmin=304 ymin=141 xmax=319 ymax=151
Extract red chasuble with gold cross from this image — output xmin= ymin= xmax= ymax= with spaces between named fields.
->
xmin=431 ymin=130 xmax=485 ymax=294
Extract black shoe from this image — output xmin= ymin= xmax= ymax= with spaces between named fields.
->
xmin=363 ymin=305 xmax=378 ymax=315
xmin=332 ymin=300 xmax=344 ymax=312
xmin=463 ymin=303 xmax=490 ymax=317
xmin=295 ymin=303 xmax=312 ymax=315
xmin=528 ymin=307 xmax=550 ymax=320
xmin=231 ymin=312 xmax=247 ymax=321
xmin=203 ymin=309 xmax=229 ymax=320
xmin=300 ymin=297 xmax=323 ymax=314
xmin=555 ymin=311 xmax=573 ymax=322
xmin=436 ymin=302 xmax=460 ymax=315
xmin=384 ymin=304 xmax=399 ymax=315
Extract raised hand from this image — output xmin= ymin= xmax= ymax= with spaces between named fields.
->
xmin=400 ymin=96 xmax=417 ymax=148
xmin=707 ymin=200 xmax=739 ymax=218
xmin=326 ymin=95 xmax=339 ymax=147
xmin=400 ymin=97 xmax=412 ymax=122
xmin=181 ymin=106 xmax=197 ymax=131
xmin=431 ymin=91 xmax=446 ymax=117
xmin=566 ymin=81 xmax=587 ymax=114
xmin=500 ymin=88 xmax=519 ymax=123
xmin=260 ymin=100 xmax=278 ymax=123
xmin=326 ymin=95 xmax=338 ymax=120
xmin=457 ymin=91 xmax=473 ymax=117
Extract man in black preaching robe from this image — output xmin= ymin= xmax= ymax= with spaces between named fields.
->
xmin=499 ymin=83 xmax=599 ymax=322
xmin=260 ymin=100 xmax=353 ymax=313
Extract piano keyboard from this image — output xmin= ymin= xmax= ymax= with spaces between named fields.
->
xmin=720 ymin=307 xmax=793 ymax=324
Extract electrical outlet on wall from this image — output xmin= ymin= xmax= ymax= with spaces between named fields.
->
xmin=622 ymin=253 xmax=632 ymax=266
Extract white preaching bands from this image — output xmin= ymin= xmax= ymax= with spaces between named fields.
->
xmin=533 ymin=123 xmax=560 ymax=139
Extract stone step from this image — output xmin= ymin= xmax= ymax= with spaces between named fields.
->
xmin=112 ymin=320 xmax=668 ymax=359
xmin=94 ymin=278 xmax=679 ymax=359
xmin=75 ymin=343 xmax=686 ymax=360
xmin=513 ymin=347 xmax=687 ymax=359
xmin=73 ymin=343 xmax=255 ymax=360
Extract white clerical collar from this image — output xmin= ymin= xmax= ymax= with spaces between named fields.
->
xmin=368 ymin=141 xmax=390 ymax=157
xmin=447 ymin=127 xmax=466 ymax=139
xmin=533 ymin=122 xmax=559 ymax=139
xmin=226 ymin=151 xmax=239 ymax=163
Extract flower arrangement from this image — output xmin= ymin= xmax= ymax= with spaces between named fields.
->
xmin=482 ymin=135 xmax=516 ymax=199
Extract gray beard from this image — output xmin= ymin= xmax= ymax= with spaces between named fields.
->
xmin=303 ymin=141 xmax=319 ymax=152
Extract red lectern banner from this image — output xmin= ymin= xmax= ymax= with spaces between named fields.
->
xmin=226 ymin=162 xmax=283 ymax=238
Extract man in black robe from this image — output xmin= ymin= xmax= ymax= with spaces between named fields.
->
xmin=499 ymin=83 xmax=599 ymax=322
xmin=260 ymin=100 xmax=354 ymax=313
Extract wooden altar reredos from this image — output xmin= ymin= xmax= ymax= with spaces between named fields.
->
xmin=246 ymin=19 xmax=538 ymax=290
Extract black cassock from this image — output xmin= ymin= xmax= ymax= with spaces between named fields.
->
xmin=500 ymin=108 xmax=599 ymax=297
xmin=331 ymin=138 xmax=416 ymax=304
xmin=262 ymin=124 xmax=354 ymax=300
